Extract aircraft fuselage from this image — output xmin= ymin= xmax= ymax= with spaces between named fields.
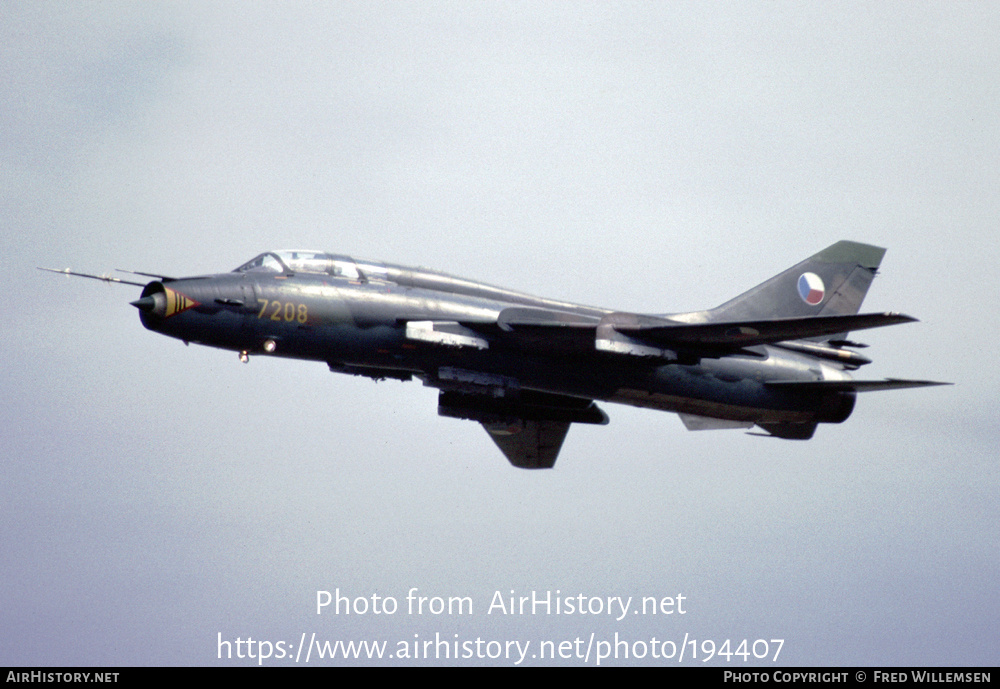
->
xmin=136 ymin=259 xmax=854 ymax=434
xmin=45 ymin=242 xmax=941 ymax=466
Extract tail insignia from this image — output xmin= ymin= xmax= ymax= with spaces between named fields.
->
xmin=797 ymin=273 xmax=825 ymax=306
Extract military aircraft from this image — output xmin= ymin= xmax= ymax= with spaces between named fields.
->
xmin=41 ymin=241 xmax=947 ymax=468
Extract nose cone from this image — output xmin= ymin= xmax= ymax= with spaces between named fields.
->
xmin=130 ymin=296 xmax=157 ymax=312
xmin=131 ymin=285 xmax=199 ymax=320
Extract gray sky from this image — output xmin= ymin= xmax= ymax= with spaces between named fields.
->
xmin=3 ymin=1 xmax=997 ymax=666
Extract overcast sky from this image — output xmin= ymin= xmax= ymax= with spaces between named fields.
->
xmin=3 ymin=1 xmax=997 ymax=666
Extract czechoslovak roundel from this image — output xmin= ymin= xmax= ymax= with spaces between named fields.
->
xmin=797 ymin=272 xmax=825 ymax=305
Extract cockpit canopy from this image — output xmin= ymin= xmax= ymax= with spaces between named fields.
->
xmin=234 ymin=250 xmax=385 ymax=281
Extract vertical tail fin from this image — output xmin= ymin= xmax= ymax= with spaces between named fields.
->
xmin=708 ymin=241 xmax=886 ymax=323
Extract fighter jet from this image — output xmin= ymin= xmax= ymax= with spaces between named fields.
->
xmin=41 ymin=241 xmax=947 ymax=468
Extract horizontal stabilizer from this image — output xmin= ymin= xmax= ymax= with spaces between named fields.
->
xmin=616 ymin=312 xmax=918 ymax=349
xmin=765 ymin=378 xmax=952 ymax=392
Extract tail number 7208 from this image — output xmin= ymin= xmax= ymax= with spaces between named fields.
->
xmin=257 ymin=299 xmax=308 ymax=324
